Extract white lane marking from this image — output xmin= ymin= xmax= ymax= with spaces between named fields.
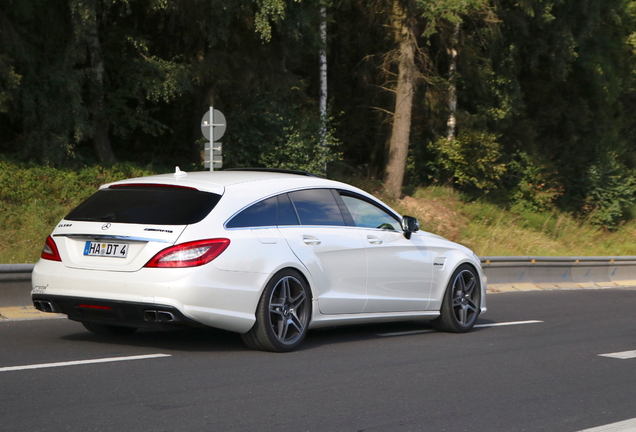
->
xmin=0 ymin=354 xmax=171 ymax=372
xmin=598 ymin=350 xmax=636 ymax=360
xmin=474 ymin=320 xmax=544 ymax=328
xmin=377 ymin=320 xmax=543 ymax=337
xmin=578 ymin=417 xmax=636 ymax=431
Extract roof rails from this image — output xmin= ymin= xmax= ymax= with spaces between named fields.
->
xmin=223 ymin=168 xmax=325 ymax=178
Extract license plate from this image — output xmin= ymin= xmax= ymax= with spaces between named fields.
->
xmin=84 ymin=241 xmax=129 ymax=258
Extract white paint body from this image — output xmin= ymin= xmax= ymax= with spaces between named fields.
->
xmin=32 ymin=171 xmax=487 ymax=333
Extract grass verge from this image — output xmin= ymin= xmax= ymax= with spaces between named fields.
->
xmin=0 ymin=159 xmax=157 ymax=263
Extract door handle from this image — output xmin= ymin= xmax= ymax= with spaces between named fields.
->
xmin=302 ymin=235 xmax=321 ymax=245
xmin=366 ymin=235 xmax=383 ymax=245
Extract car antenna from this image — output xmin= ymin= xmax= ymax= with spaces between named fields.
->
xmin=174 ymin=166 xmax=187 ymax=178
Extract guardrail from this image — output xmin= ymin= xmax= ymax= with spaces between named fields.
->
xmin=480 ymin=256 xmax=636 ymax=291
xmin=0 ymin=264 xmax=36 ymax=308
xmin=2 ymin=257 xmax=636 ymax=309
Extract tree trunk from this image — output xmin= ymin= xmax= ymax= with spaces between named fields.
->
xmin=86 ymin=0 xmax=115 ymax=163
xmin=384 ymin=0 xmax=418 ymax=197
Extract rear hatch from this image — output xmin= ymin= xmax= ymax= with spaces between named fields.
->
xmin=51 ymin=185 xmax=222 ymax=272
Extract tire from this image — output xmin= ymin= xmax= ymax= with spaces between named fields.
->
xmin=432 ymin=264 xmax=481 ymax=333
xmin=81 ymin=321 xmax=138 ymax=336
xmin=241 ymin=269 xmax=311 ymax=352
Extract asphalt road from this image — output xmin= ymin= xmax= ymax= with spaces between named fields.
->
xmin=1 ymin=289 xmax=635 ymax=432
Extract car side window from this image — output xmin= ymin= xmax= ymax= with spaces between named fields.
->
xmin=277 ymin=193 xmax=300 ymax=226
xmin=226 ymin=196 xmax=277 ymax=228
xmin=340 ymin=194 xmax=401 ymax=231
xmin=288 ymin=189 xmax=346 ymax=226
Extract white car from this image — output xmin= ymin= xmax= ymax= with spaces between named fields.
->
xmin=32 ymin=168 xmax=486 ymax=352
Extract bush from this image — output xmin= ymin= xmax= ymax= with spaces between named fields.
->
xmin=580 ymin=155 xmax=636 ymax=229
xmin=431 ymin=131 xmax=506 ymax=192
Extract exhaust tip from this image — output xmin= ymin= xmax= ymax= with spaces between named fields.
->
xmin=157 ymin=311 xmax=175 ymax=322
xmin=33 ymin=300 xmax=55 ymax=313
xmin=144 ymin=310 xmax=175 ymax=322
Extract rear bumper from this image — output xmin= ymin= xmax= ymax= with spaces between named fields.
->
xmin=32 ymin=294 xmax=203 ymax=331
xmin=31 ymin=259 xmax=270 ymax=333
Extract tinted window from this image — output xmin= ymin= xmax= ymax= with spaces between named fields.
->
xmin=341 ymin=195 xmax=400 ymax=231
xmin=226 ymin=197 xmax=277 ymax=228
xmin=288 ymin=189 xmax=345 ymax=226
xmin=65 ymin=186 xmax=221 ymax=225
xmin=277 ymin=194 xmax=300 ymax=226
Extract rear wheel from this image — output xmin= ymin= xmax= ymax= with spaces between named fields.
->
xmin=433 ymin=264 xmax=480 ymax=333
xmin=81 ymin=322 xmax=138 ymax=336
xmin=241 ymin=269 xmax=311 ymax=352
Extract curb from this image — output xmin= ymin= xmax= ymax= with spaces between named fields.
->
xmin=0 ymin=306 xmax=64 ymax=321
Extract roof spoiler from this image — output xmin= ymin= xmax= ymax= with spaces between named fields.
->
xmin=223 ymin=168 xmax=325 ymax=178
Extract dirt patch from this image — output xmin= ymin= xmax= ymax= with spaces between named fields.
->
xmin=398 ymin=195 xmax=468 ymax=242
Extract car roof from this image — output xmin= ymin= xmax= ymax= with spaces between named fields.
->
xmin=102 ymin=169 xmax=402 ymax=223
xmin=102 ymin=169 xmax=356 ymax=194
xmin=102 ymin=170 xmax=329 ymax=192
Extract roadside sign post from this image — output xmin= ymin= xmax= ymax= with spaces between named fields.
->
xmin=201 ymin=107 xmax=226 ymax=171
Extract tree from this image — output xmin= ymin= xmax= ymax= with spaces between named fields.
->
xmin=384 ymin=0 xmax=418 ymax=196
xmin=70 ymin=0 xmax=114 ymax=163
xmin=381 ymin=0 xmax=496 ymax=196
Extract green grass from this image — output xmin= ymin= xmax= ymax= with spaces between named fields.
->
xmin=3 ymin=161 xmax=636 ymax=263
xmin=0 ymin=159 xmax=158 ymax=263
xmin=393 ymin=186 xmax=636 ymax=257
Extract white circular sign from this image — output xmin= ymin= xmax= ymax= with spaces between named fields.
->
xmin=201 ymin=109 xmax=227 ymax=141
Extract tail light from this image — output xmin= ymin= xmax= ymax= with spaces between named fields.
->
xmin=41 ymin=236 xmax=62 ymax=262
xmin=145 ymin=238 xmax=230 ymax=268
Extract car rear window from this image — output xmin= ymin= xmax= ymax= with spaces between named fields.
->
xmin=65 ymin=186 xmax=221 ymax=225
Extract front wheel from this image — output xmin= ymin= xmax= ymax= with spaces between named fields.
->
xmin=241 ymin=269 xmax=311 ymax=352
xmin=433 ymin=264 xmax=481 ymax=333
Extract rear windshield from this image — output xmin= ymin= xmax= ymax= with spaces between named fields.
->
xmin=65 ymin=186 xmax=221 ymax=225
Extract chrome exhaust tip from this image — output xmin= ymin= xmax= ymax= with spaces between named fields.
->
xmin=33 ymin=300 xmax=55 ymax=313
xmin=144 ymin=310 xmax=175 ymax=322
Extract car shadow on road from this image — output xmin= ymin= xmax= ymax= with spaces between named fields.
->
xmin=59 ymin=317 xmax=494 ymax=353
xmin=60 ymin=326 xmax=247 ymax=352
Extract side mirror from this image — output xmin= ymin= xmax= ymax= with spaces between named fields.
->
xmin=401 ymin=215 xmax=419 ymax=239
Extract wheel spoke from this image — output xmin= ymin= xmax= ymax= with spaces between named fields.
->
xmin=276 ymin=315 xmax=289 ymax=340
xmin=281 ymin=278 xmax=290 ymax=303
xmin=457 ymin=305 xmax=467 ymax=324
xmin=459 ymin=273 xmax=467 ymax=291
xmin=465 ymin=298 xmax=478 ymax=312
xmin=270 ymin=307 xmax=285 ymax=319
xmin=464 ymin=277 xmax=476 ymax=296
xmin=269 ymin=295 xmax=285 ymax=314
xmin=289 ymin=289 xmax=306 ymax=309
xmin=288 ymin=311 xmax=305 ymax=334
